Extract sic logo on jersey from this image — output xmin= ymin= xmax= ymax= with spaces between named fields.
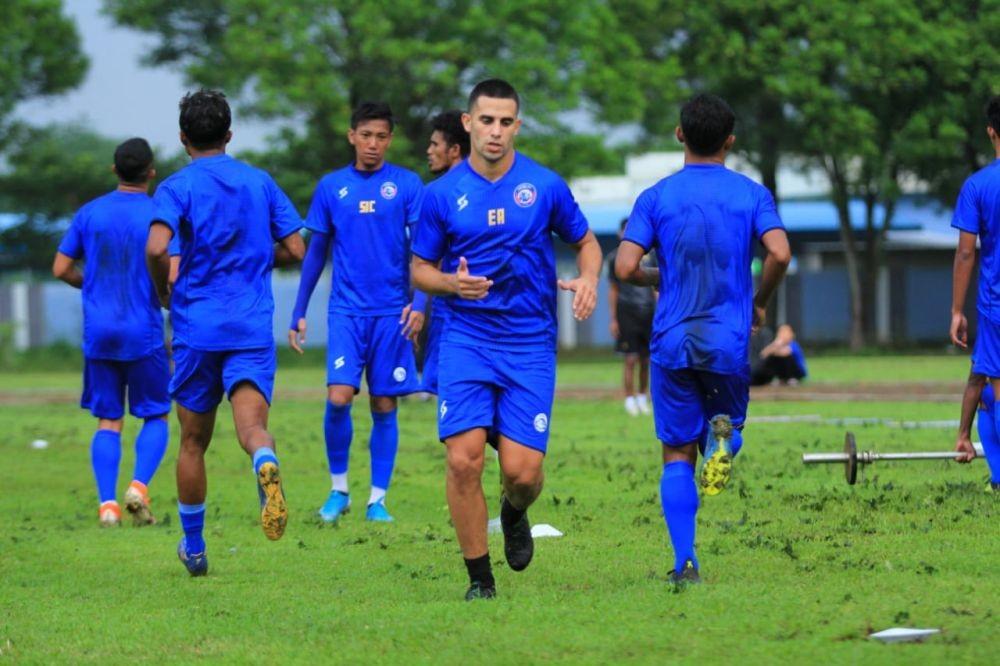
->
xmin=360 ymin=200 xmax=376 ymax=214
xmin=513 ymin=183 xmax=537 ymax=208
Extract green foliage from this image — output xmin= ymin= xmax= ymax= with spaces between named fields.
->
xmin=0 ymin=0 xmax=88 ymax=144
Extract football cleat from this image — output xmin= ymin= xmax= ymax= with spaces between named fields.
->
xmin=124 ymin=485 xmax=155 ymax=526
xmin=319 ymin=490 xmax=351 ymax=523
xmin=667 ymin=561 xmax=701 ymax=587
xmin=257 ymin=462 xmax=287 ymax=540
xmin=500 ymin=498 xmax=534 ymax=572
xmin=464 ymin=582 xmax=497 ymax=601
xmin=177 ymin=538 xmax=208 ymax=577
xmin=365 ymin=498 xmax=394 ymax=522
xmin=98 ymin=501 xmax=121 ymax=527
xmin=700 ymin=414 xmax=734 ymax=496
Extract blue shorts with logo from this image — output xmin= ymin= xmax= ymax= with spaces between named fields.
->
xmin=651 ymin=361 xmax=749 ymax=446
xmin=973 ymin=317 xmax=1000 ymax=378
xmin=327 ymin=312 xmax=419 ymax=395
xmin=437 ymin=340 xmax=555 ymax=453
xmin=421 ymin=313 xmax=445 ymax=394
xmin=170 ymin=344 xmax=276 ymax=413
xmin=82 ymin=347 xmax=171 ymax=420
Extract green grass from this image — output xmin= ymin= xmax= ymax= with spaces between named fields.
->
xmin=2 ymin=359 xmax=997 ymax=663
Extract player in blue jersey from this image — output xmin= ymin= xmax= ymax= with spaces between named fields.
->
xmin=412 ymin=79 xmax=602 ymax=600
xmin=53 ymin=138 xmax=171 ymax=528
xmin=615 ymin=94 xmax=791 ymax=584
xmin=951 ymin=95 xmax=1000 ymax=491
xmin=288 ymin=102 xmax=425 ymax=523
xmin=146 ymin=90 xmax=304 ymax=576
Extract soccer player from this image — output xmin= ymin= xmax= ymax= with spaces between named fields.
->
xmin=412 ymin=79 xmax=602 ymax=600
xmin=615 ymin=94 xmax=791 ymax=584
xmin=950 ymin=94 xmax=1000 ymax=490
xmin=418 ymin=110 xmax=470 ymax=395
xmin=606 ymin=218 xmax=656 ymax=416
xmin=53 ymin=138 xmax=171 ymax=528
xmin=288 ymin=102 xmax=425 ymax=523
xmin=146 ymin=90 xmax=304 ymax=576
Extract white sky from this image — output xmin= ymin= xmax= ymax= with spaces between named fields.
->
xmin=16 ymin=0 xmax=271 ymax=154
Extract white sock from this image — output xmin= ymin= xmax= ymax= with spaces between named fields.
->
xmin=369 ymin=487 xmax=386 ymax=506
xmin=331 ymin=473 xmax=348 ymax=493
xmin=636 ymin=394 xmax=649 ymax=408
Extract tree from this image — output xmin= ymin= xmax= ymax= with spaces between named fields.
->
xmin=0 ymin=0 xmax=88 ymax=146
xmin=102 ymin=0 xmax=670 ymax=205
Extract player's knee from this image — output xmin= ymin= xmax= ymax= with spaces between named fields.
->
xmin=180 ymin=430 xmax=211 ymax=452
xmin=447 ymin=448 xmax=484 ymax=483
xmin=327 ymin=386 xmax=354 ymax=407
xmin=369 ymin=395 xmax=397 ymax=413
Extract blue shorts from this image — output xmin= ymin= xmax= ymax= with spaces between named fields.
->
xmin=327 ymin=313 xmax=419 ymax=395
xmin=973 ymin=317 xmax=1000 ymax=378
xmin=82 ymin=348 xmax=171 ymax=420
xmin=421 ymin=314 xmax=445 ymax=394
xmin=650 ymin=362 xmax=749 ymax=446
xmin=437 ymin=341 xmax=555 ymax=453
xmin=170 ymin=344 xmax=276 ymax=413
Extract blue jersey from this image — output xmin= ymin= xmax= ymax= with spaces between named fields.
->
xmin=624 ymin=164 xmax=784 ymax=373
xmin=305 ymin=162 xmax=424 ymax=315
xmin=152 ymin=154 xmax=302 ymax=350
xmin=412 ymin=153 xmax=590 ymax=350
xmin=953 ymin=159 xmax=1000 ymax=324
xmin=58 ymin=191 xmax=165 ymax=361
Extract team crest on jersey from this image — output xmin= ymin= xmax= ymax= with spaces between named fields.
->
xmin=513 ymin=183 xmax=537 ymax=208
xmin=533 ymin=413 xmax=548 ymax=433
xmin=380 ymin=182 xmax=398 ymax=200
xmin=338 ymin=186 xmax=349 ymax=199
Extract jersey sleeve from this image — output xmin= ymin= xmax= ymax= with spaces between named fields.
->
xmin=304 ymin=179 xmax=334 ymax=235
xmin=952 ymin=177 xmax=980 ymax=233
xmin=411 ymin=188 xmax=447 ymax=262
xmin=623 ymin=189 xmax=656 ymax=251
xmin=151 ymin=180 xmax=185 ymax=238
xmin=548 ymin=177 xmax=589 ymax=244
xmin=267 ymin=176 xmax=303 ymax=240
xmin=57 ymin=211 xmax=85 ymax=258
xmin=168 ymin=235 xmax=181 ymax=257
xmin=405 ymin=172 xmax=425 ymax=228
xmin=752 ymin=185 xmax=784 ymax=239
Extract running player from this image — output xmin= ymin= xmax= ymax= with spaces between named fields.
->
xmin=53 ymin=138 xmax=170 ymax=528
xmin=615 ymin=93 xmax=791 ymax=584
xmin=412 ymin=79 xmax=602 ymax=600
xmin=147 ymin=90 xmax=304 ymax=576
xmin=288 ymin=102 xmax=425 ymax=523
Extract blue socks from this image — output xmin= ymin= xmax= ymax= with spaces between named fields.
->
xmin=133 ymin=419 xmax=168 ymax=486
xmin=324 ymin=402 xmax=353 ymax=475
xmin=369 ymin=410 xmax=399 ymax=492
xmin=91 ymin=430 xmax=121 ymax=503
xmin=660 ymin=460 xmax=699 ymax=574
xmin=252 ymin=446 xmax=278 ymax=474
xmin=982 ymin=408 xmax=1000 ymax=483
xmin=178 ymin=502 xmax=206 ymax=554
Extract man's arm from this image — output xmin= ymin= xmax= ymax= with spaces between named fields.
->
xmin=146 ymin=223 xmax=173 ymax=308
xmin=274 ymin=231 xmax=305 ymax=268
xmin=557 ymin=230 xmax=602 ymax=321
xmin=951 ymin=231 xmax=977 ymax=348
xmin=52 ymin=252 xmax=83 ymax=289
xmin=615 ymin=240 xmax=659 ymax=287
xmin=956 ymin=371 xmax=985 ymax=462
xmin=411 ymin=255 xmax=492 ymax=299
xmin=608 ymin=280 xmax=620 ymax=339
xmin=753 ymin=228 xmax=792 ymax=331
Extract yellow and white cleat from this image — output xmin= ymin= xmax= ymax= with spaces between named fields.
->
xmin=699 ymin=414 xmax=733 ymax=496
xmin=257 ymin=462 xmax=287 ymax=541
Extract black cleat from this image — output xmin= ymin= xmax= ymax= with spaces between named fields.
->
xmin=667 ymin=561 xmax=701 ymax=587
xmin=465 ymin=582 xmax=497 ymax=601
xmin=501 ymin=500 xmax=534 ymax=572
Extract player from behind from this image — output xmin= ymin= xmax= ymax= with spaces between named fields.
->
xmin=147 ymin=90 xmax=304 ymax=576
xmin=412 ymin=79 xmax=602 ymax=600
xmin=53 ymin=138 xmax=170 ymax=528
xmin=615 ymin=94 xmax=790 ymax=584
xmin=288 ymin=102 xmax=425 ymax=523
xmin=950 ymin=94 xmax=1000 ymax=491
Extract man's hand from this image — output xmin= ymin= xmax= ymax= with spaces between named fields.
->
xmin=158 ymin=284 xmax=171 ymax=310
xmin=558 ymin=275 xmax=598 ymax=321
xmin=399 ymin=303 xmax=425 ymax=343
xmin=951 ymin=311 xmax=968 ymax=349
xmin=610 ymin=318 xmax=620 ymax=339
xmin=752 ymin=302 xmax=767 ymax=334
xmin=955 ymin=435 xmax=977 ymax=463
xmin=455 ymin=256 xmax=492 ymax=300
xmin=288 ymin=317 xmax=307 ymax=354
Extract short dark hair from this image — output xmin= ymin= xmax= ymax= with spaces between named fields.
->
xmin=179 ymin=89 xmax=231 ymax=149
xmin=113 ymin=138 xmax=154 ymax=184
xmin=680 ymin=94 xmax=736 ymax=156
xmin=987 ymin=95 xmax=1000 ymax=135
xmin=468 ymin=78 xmax=520 ymax=113
xmin=431 ymin=110 xmax=470 ymax=157
xmin=351 ymin=101 xmax=394 ymax=131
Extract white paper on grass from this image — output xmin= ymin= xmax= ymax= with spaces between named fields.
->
xmin=869 ymin=628 xmax=940 ymax=643
xmin=486 ymin=517 xmax=563 ymax=538
xmin=30 ymin=439 xmax=48 ymax=450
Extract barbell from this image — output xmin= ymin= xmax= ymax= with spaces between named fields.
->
xmin=802 ymin=432 xmax=985 ymax=485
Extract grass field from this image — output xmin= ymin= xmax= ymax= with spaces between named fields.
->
xmin=2 ymin=354 xmax=998 ymax=663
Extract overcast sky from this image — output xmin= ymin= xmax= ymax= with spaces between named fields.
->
xmin=16 ymin=0 xmax=271 ymax=154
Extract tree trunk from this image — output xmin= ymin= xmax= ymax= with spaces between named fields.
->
xmin=827 ymin=158 xmax=865 ymax=350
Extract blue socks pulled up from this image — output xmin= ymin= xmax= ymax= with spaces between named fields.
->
xmin=981 ymin=408 xmax=1000 ymax=483
xmin=178 ymin=502 xmax=206 ymax=554
xmin=369 ymin=409 xmax=399 ymax=491
xmin=660 ymin=460 xmax=699 ymax=574
xmin=91 ymin=429 xmax=121 ymax=503
xmin=324 ymin=402 xmax=353 ymax=475
xmin=133 ymin=418 xmax=168 ymax=486
xmin=252 ymin=446 xmax=278 ymax=474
